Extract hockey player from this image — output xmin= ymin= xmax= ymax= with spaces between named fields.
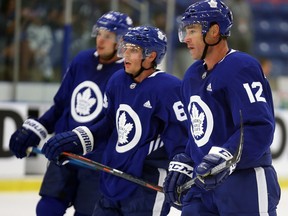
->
xmin=164 ymin=0 xmax=281 ymax=215
xmin=9 ymin=11 xmax=133 ymax=216
xmin=41 ymin=26 xmax=188 ymax=216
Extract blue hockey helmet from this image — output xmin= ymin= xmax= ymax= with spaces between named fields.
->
xmin=118 ymin=26 xmax=167 ymax=65
xmin=91 ymin=11 xmax=133 ymax=41
xmin=178 ymin=0 xmax=233 ymax=42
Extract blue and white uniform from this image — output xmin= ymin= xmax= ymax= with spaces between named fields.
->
xmin=38 ymin=49 xmax=124 ymax=215
xmin=181 ymin=50 xmax=281 ymax=215
xmin=90 ymin=69 xmax=188 ymax=215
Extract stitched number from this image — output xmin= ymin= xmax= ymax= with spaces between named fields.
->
xmin=173 ymin=101 xmax=187 ymax=121
xmin=243 ymin=82 xmax=266 ymax=103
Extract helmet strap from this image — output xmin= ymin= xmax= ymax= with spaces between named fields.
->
xmin=201 ymin=33 xmax=222 ymax=60
xmin=126 ymin=59 xmax=155 ymax=80
xmin=201 ymin=43 xmax=209 ymax=60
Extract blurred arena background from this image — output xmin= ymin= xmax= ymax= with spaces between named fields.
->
xmin=0 ymin=0 xmax=288 ymax=215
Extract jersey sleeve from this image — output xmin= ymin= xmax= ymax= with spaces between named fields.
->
xmin=223 ymin=60 xmax=275 ymax=168
xmin=156 ymin=80 xmax=188 ymax=160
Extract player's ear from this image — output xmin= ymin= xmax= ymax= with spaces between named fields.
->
xmin=205 ymin=24 xmax=220 ymax=45
xmin=147 ymin=51 xmax=157 ymax=63
xmin=210 ymin=24 xmax=220 ymax=37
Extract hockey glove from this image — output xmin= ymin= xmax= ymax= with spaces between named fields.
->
xmin=164 ymin=153 xmax=194 ymax=206
xmin=42 ymin=126 xmax=94 ymax=161
xmin=9 ymin=119 xmax=48 ymax=158
xmin=195 ymin=146 xmax=236 ymax=191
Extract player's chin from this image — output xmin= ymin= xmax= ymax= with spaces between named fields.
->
xmin=124 ymin=69 xmax=132 ymax=74
xmin=124 ymin=68 xmax=134 ymax=76
xmin=98 ymin=49 xmax=110 ymax=56
xmin=190 ymin=51 xmax=200 ymax=60
xmin=188 ymin=49 xmax=194 ymax=55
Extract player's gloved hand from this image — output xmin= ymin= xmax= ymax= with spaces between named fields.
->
xmin=9 ymin=119 xmax=48 ymax=159
xmin=195 ymin=146 xmax=236 ymax=191
xmin=42 ymin=126 xmax=94 ymax=161
xmin=164 ymin=153 xmax=194 ymax=207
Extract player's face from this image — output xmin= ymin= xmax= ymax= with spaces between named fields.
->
xmin=96 ymin=29 xmax=117 ymax=60
xmin=122 ymin=44 xmax=144 ymax=75
xmin=183 ymin=24 xmax=205 ymax=60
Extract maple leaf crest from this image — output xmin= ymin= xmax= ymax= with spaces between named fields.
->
xmin=208 ymin=0 xmax=218 ymax=8
xmin=118 ymin=112 xmax=133 ymax=144
xmin=75 ymin=88 xmax=96 ymax=115
xmin=190 ymin=103 xmax=205 ymax=138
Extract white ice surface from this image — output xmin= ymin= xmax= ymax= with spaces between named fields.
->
xmin=0 ymin=189 xmax=287 ymax=216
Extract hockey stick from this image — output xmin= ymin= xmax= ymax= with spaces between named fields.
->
xmin=28 ymin=147 xmax=95 ymax=170
xmin=177 ymin=110 xmax=244 ymax=193
xmin=28 ymin=147 xmax=164 ymax=193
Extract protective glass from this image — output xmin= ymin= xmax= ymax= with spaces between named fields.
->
xmin=91 ymin=27 xmax=117 ymax=42
xmin=91 ymin=25 xmax=100 ymax=37
xmin=117 ymin=41 xmax=144 ymax=59
xmin=178 ymin=21 xmax=206 ymax=42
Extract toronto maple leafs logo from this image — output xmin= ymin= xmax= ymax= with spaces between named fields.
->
xmin=104 ymin=13 xmax=117 ymax=21
xmin=118 ymin=112 xmax=133 ymax=144
xmin=157 ymin=30 xmax=167 ymax=42
xmin=71 ymin=81 xmax=103 ymax=123
xmin=115 ymin=104 xmax=142 ymax=153
xmin=126 ymin=16 xmax=133 ymax=26
xmin=208 ymin=0 xmax=218 ymax=8
xmin=76 ymin=88 xmax=96 ymax=115
xmin=188 ymin=95 xmax=214 ymax=147
xmin=191 ymin=103 xmax=205 ymax=138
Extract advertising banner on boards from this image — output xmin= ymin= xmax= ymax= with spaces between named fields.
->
xmin=0 ymin=102 xmax=288 ymax=180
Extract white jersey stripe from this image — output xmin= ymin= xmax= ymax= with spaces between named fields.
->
xmin=148 ymin=140 xmax=154 ymax=155
xmin=153 ymin=137 xmax=161 ymax=152
xmin=159 ymin=140 xmax=164 ymax=148
xmin=152 ymin=168 xmax=166 ymax=216
xmin=148 ymin=135 xmax=162 ymax=155
xmin=255 ymin=167 xmax=269 ymax=216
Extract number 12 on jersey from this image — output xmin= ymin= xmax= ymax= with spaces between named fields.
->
xmin=243 ymin=82 xmax=266 ymax=103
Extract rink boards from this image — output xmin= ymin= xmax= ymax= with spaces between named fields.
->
xmin=0 ymin=102 xmax=288 ymax=191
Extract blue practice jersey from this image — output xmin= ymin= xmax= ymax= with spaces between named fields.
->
xmin=90 ymin=69 xmax=188 ymax=200
xmin=182 ymin=49 xmax=275 ymax=169
xmin=38 ymin=49 xmax=124 ymax=134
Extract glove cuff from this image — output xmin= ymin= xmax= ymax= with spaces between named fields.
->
xmin=209 ymin=146 xmax=233 ymax=161
xmin=168 ymin=161 xmax=194 ymax=178
xmin=23 ymin=119 xmax=48 ymax=140
xmin=73 ymin=126 xmax=94 ymax=155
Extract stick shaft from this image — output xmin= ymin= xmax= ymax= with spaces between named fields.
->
xmin=61 ymin=152 xmax=164 ymax=192
xmin=28 ymin=147 xmax=164 ymax=193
